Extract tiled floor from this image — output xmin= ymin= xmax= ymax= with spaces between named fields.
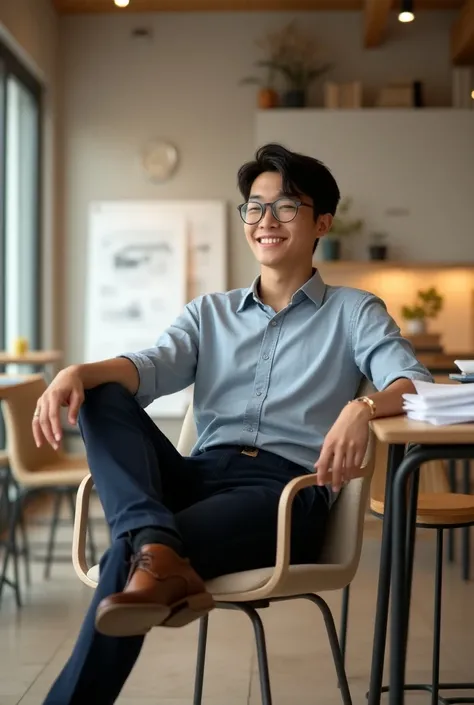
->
xmin=0 ymin=514 xmax=473 ymax=705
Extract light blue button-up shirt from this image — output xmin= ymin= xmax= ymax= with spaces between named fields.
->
xmin=121 ymin=270 xmax=432 ymax=479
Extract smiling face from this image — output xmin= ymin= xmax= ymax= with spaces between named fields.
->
xmin=243 ymin=171 xmax=332 ymax=271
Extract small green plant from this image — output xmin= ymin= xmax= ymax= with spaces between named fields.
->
xmin=329 ymin=197 xmax=363 ymax=238
xmin=401 ymin=287 xmax=444 ymax=321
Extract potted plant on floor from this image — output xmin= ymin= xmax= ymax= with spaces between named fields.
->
xmin=256 ymin=21 xmax=333 ymax=108
xmin=401 ymin=287 xmax=444 ymax=335
xmin=321 ymin=197 xmax=363 ymax=261
xmin=368 ymin=232 xmax=388 ymax=260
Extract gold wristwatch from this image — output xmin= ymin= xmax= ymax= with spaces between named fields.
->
xmin=348 ymin=396 xmax=376 ymax=418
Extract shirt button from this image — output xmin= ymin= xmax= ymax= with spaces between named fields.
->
xmin=256 ymin=391 xmax=262 ymax=396
xmin=263 ymin=354 xmax=269 ymax=360
xmin=271 ymin=320 xmax=277 ymax=327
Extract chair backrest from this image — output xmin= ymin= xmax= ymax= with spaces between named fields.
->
xmin=177 ymin=378 xmax=376 ymax=576
xmin=1 ymin=377 xmax=62 ymax=483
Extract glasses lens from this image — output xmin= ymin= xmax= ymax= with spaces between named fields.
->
xmin=274 ymin=198 xmax=298 ymax=222
xmin=241 ymin=202 xmax=263 ymax=224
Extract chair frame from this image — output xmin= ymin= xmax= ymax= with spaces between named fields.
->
xmin=72 ymin=382 xmax=376 ymax=705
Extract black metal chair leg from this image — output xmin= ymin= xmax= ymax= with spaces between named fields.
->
xmin=0 ymin=494 xmax=23 ymax=607
xmin=18 ymin=503 xmax=31 ymax=586
xmin=193 ymin=615 xmax=209 ymax=705
xmin=447 ymin=461 xmax=457 ymax=563
xmin=234 ymin=603 xmax=273 ymax=705
xmin=339 ymin=584 xmax=350 ymax=666
xmin=303 ymin=594 xmax=352 ymax=705
xmin=44 ymin=490 xmax=63 ymax=580
xmin=431 ymin=529 xmax=444 ymax=705
xmin=462 ymin=461 xmax=470 ymax=581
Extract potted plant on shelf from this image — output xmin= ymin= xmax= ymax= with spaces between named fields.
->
xmin=256 ymin=21 xmax=333 ymax=108
xmin=368 ymin=231 xmax=388 ymax=260
xmin=321 ymin=197 xmax=363 ymax=261
xmin=401 ymin=287 xmax=444 ymax=336
xmin=239 ymin=65 xmax=279 ymax=109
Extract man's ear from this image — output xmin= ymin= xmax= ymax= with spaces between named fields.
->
xmin=316 ymin=213 xmax=333 ymax=237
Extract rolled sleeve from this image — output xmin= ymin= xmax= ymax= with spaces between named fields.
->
xmin=351 ymin=293 xmax=433 ymax=391
xmin=118 ymin=301 xmax=200 ymax=408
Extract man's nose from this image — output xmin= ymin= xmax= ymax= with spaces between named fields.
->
xmin=259 ymin=204 xmax=279 ymax=227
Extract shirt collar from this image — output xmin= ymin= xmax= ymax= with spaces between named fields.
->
xmin=237 ymin=268 xmax=326 ymax=312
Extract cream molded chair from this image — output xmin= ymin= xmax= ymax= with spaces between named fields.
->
xmin=0 ymin=377 xmax=95 ymax=606
xmin=73 ymin=381 xmax=376 ymax=705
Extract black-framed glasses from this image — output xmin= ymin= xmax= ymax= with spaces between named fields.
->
xmin=237 ymin=198 xmax=313 ymax=225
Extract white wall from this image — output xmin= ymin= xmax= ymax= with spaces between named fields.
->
xmin=60 ymin=10 xmax=458 ymax=438
xmin=0 ymin=0 xmax=60 ymax=350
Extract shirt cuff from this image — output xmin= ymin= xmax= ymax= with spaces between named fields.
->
xmin=380 ymin=370 xmax=434 ymax=391
xmin=118 ymin=353 xmax=157 ymax=407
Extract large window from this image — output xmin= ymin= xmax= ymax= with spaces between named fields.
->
xmin=0 ymin=40 xmax=42 ymax=355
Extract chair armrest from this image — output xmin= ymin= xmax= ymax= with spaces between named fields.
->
xmin=262 ymin=433 xmax=374 ymax=595
xmin=72 ymin=473 xmax=97 ymax=588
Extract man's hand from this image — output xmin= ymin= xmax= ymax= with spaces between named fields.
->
xmin=32 ymin=366 xmax=85 ymax=450
xmin=315 ymin=402 xmax=370 ymax=492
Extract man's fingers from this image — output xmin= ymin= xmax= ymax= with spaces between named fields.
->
xmin=68 ymin=389 xmax=84 ymax=426
xmin=315 ymin=446 xmax=333 ymax=485
xmin=32 ymin=415 xmax=43 ymax=448
xmin=38 ymin=401 xmax=59 ymax=449
xmin=48 ymin=394 xmax=63 ymax=443
xmin=331 ymin=446 xmax=345 ymax=491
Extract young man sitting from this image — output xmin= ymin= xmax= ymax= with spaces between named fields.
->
xmin=33 ymin=143 xmax=432 ymax=705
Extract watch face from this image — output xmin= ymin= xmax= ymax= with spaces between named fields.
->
xmin=142 ymin=140 xmax=179 ymax=183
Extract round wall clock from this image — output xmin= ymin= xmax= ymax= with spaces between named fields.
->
xmin=142 ymin=140 xmax=179 ymax=183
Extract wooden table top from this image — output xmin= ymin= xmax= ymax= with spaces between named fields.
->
xmin=0 ymin=350 xmax=62 ymax=365
xmin=371 ymin=415 xmax=474 ymax=445
xmin=418 ymin=352 xmax=474 ymax=373
xmin=0 ymin=374 xmax=43 ymax=398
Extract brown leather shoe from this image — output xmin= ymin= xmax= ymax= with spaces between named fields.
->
xmin=95 ymin=544 xmax=215 ymax=637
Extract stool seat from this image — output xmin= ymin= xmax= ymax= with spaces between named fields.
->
xmin=371 ymin=492 xmax=474 ymax=527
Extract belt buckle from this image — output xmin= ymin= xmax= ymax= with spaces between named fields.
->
xmin=241 ymin=447 xmax=259 ymax=457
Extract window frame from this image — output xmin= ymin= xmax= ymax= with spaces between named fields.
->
xmin=0 ymin=39 xmax=43 ymax=352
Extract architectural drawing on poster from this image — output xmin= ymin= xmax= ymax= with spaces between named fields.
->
xmin=85 ymin=201 xmax=227 ymax=418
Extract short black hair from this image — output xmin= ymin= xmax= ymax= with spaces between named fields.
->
xmin=237 ymin=143 xmax=340 ymax=253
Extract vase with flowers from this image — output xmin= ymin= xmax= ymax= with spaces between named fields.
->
xmin=255 ymin=21 xmax=333 ymax=108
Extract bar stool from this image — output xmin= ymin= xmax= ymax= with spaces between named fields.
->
xmin=370 ymin=489 xmax=474 ymax=705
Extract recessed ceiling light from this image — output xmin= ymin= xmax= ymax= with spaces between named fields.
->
xmin=398 ymin=0 xmax=415 ymax=22
xmin=114 ymin=0 xmax=130 ymax=7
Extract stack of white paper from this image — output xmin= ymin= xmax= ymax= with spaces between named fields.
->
xmin=403 ymin=380 xmax=474 ymax=426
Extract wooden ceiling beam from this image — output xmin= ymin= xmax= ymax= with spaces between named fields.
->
xmin=363 ymin=0 xmax=392 ymax=48
xmin=451 ymin=0 xmax=474 ymax=64
xmin=53 ymin=0 xmax=464 ymax=13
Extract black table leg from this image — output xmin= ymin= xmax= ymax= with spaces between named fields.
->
xmin=404 ymin=467 xmax=420 ymax=647
xmin=367 ymin=443 xmax=405 ymax=705
xmin=390 ymin=448 xmax=424 ymax=705
xmin=389 ymin=445 xmax=474 ymax=705
xmin=462 ymin=459 xmax=471 ymax=581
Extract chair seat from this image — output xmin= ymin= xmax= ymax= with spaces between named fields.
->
xmin=21 ymin=454 xmax=90 ymax=488
xmin=371 ymin=492 xmax=474 ymax=527
xmin=86 ymin=561 xmax=350 ymax=601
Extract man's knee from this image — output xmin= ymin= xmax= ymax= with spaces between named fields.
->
xmin=80 ymin=382 xmax=136 ymax=421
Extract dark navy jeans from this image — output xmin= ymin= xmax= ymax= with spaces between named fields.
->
xmin=43 ymin=382 xmax=329 ymax=705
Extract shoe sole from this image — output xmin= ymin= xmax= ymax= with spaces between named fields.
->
xmin=95 ymin=592 xmax=215 ymax=637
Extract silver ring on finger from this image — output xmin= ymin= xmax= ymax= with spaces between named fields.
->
xmin=33 ymin=407 xmax=41 ymax=418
